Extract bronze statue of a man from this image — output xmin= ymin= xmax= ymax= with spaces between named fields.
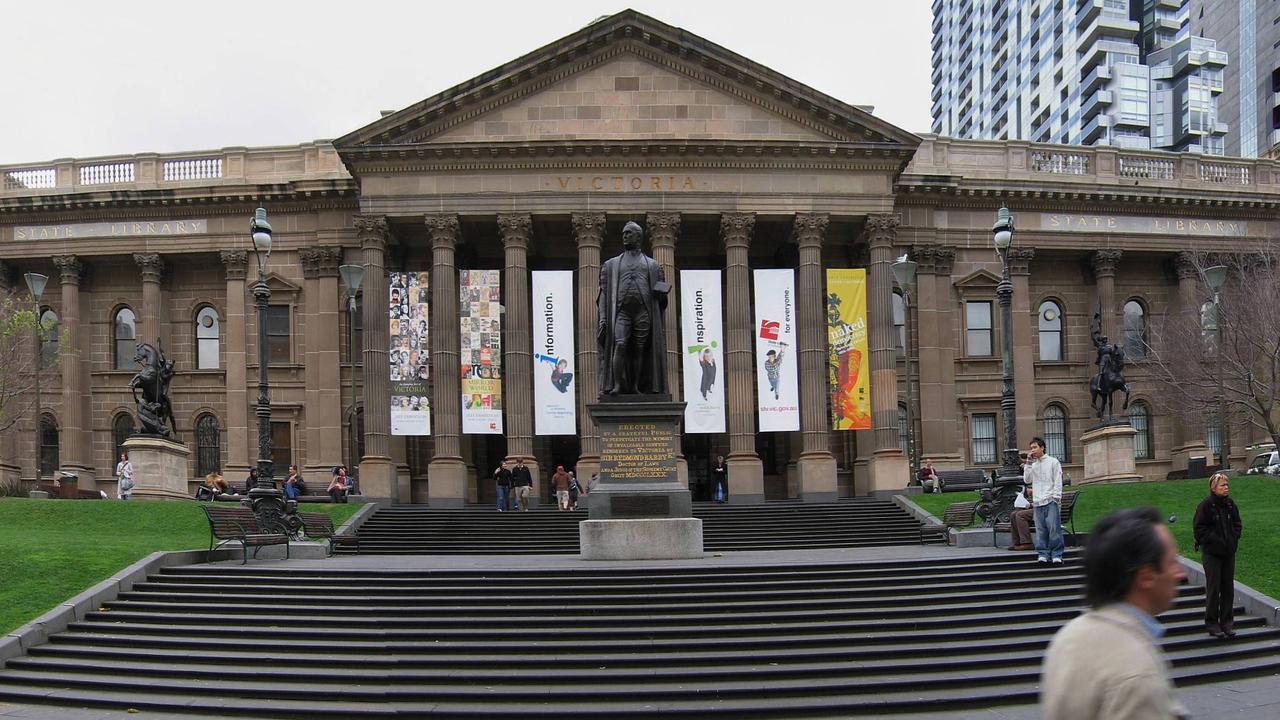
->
xmin=597 ymin=221 xmax=670 ymax=396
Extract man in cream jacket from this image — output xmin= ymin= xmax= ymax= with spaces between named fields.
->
xmin=1041 ymin=507 xmax=1188 ymax=720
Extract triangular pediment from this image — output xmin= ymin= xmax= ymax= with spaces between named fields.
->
xmin=954 ymin=268 xmax=1002 ymax=290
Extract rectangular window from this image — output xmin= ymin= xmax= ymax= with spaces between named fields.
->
xmin=971 ymin=413 xmax=998 ymax=465
xmin=270 ymin=421 xmax=292 ymax=471
xmin=267 ymin=305 xmax=290 ymax=365
xmin=966 ymin=301 xmax=993 ymax=356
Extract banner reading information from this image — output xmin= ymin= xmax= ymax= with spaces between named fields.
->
xmin=753 ymin=269 xmax=800 ymax=432
xmin=826 ymin=269 xmax=871 ymax=431
xmin=532 ymin=271 xmax=577 ymax=435
xmin=680 ymin=270 xmax=726 ymax=434
xmin=460 ymin=270 xmax=504 ymax=434
xmin=389 ymin=271 xmax=431 ymax=435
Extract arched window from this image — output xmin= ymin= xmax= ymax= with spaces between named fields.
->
xmin=892 ymin=292 xmax=906 ymax=358
xmin=38 ymin=308 xmax=59 ymax=368
xmin=113 ymin=307 xmax=136 ymax=370
xmin=1123 ymin=300 xmax=1147 ymax=360
xmin=1038 ymin=300 xmax=1063 ymax=361
xmin=1043 ymin=404 xmax=1069 ymax=462
xmin=897 ymin=404 xmax=910 ymax=455
xmin=195 ymin=306 xmax=220 ymax=369
xmin=196 ymin=414 xmax=221 ymax=477
xmin=1128 ymin=401 xmax=1152 ymax=459
xmin=39 ymin=414 xmax=58 ymax=478
xmin=112 ymin=413 xmax=135 ymax=462
xmin=1204 ymin=412 xmax=1222 ymax=464
xmin=348 ymin=406 xmax=365 ymax=470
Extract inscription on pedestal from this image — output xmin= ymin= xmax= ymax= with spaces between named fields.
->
xmin=599 ymin=420 xmax=678 ymax=484
xmin=610 ymin=495 xmax=671 ymax=517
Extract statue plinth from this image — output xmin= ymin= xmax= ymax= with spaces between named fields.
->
xmin=123 ymin=435 xmax=191 ymax=500
xmin=581 ymin=398 xmax=703 ymax=560
xmin=1080 ymin=422 xmax=1143 ymax=484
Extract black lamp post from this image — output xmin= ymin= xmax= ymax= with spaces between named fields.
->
xmin=24 ymin=272 xmax=48 ymax=485
xmin=1204 ymin=264 xmax=1228 ymax=469
xmin=992 ymin=204 xmax=1022 ymax=481
xmin=338 ymin=263 xmax=365 ymax=473
xmin=247 ymin=207 xmax=290 ymax=530
xmin=890 ymin=255 xmax=918 ymax=474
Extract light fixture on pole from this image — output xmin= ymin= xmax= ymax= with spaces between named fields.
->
xmin=339 ymin=263 xmax=365 ymax=475
xmin=1204 ymin=264 xmax=1228 ymax=469
xmin=992 ymin=204 xmax=1021 ymax=482
xmin=890 ymin=255 xmax=918 ymax=474
xmin=24 ymin=272 xmax=48 ymax=486
xmin=247 ymin=207 xmax=290 ymax=531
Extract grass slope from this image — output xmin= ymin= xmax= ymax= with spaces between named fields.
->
xmin=908 ymin=476 xmax=1280 ymax=601
xmin=0 ymin=498 xmax=359 ymax=635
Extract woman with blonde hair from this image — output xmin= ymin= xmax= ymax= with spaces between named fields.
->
xmin=1193 ymin=472 xmax=1243 ymax=638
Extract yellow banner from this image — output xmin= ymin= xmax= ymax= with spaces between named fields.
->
xmin=827 ymin=269 xmax=870 ymax=431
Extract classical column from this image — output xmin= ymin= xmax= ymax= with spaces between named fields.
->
xmin=721 ymin=212 xmax=764 ymax=504
xmin=572 ymin=212 xmax=605 ymax=484
xmin=52 ymin=255 xmax=94 ymax=489
xmin=133 ymin=253 xmax=165 ymax=347
xmin=220 ymin=250 xmax=250 ymax=477
xmin=498 ymin=213 xmax=539 ymax=488
xmin=1171 ymin=252 xmax=1208 ymax=469
xmin=793 ymin=213 xmax=837 ymax=501
xmin=1091 ymin=249 xmax=1123 ymax=340
xmin=300 ymin=246 xmax=343 ymax=478
xmin=864 ymin=215 xmax=908 ymax=495
xmin=0 ymin=264 xmax=16 ymax=484
xmin=1008 ymin=247 xmax=1037 ymax=453
xmin=646 ymin=211 xmax=689 ymax=487
xmin=426 ymin=213 xmax=467 ymax=507
xmin=913 ymin=246 xmax=962 ymax=467
xmin=356 ymin=216 xmax=396 ymax=501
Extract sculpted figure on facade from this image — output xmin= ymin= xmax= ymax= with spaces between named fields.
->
xmin=1090 ymin=310 xmax=1131 ymax=419
xmin=129 ymin=342 xmax=177 ymax=438
xmin=597 ymin=221 xmax=670 ymax=396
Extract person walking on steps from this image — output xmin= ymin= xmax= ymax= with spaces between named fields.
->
xmin=551 ymin=465 xmax=572 ymax=511
xmin=511 ymin=459 xmax=533 ymax=511
xmin=1193 ymin=472 xmax=1242 ymax=638
xmin=494 ymin=461 xmax=513 ymax=512
xmin=711 ymin=455 xmax=728 ymax=503
xmin=1024 ymin=437 xmax=1064 ymax=564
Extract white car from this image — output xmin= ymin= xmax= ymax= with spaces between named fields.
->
xmin=1246 ymin=449 xmax=1280 ymax=475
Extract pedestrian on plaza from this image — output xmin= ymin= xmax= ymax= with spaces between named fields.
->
xmin=494 ymin=461 xmax=513 ymax=512
xmin=511 ymin=459 xmax=533 ymax=511
xmin=283 ymin=464 xmax=307 ymax=500
xmin=1041 ymin=507 xmax=1188 ymax=720
xmin=551 ymin=464 xmax=572 ymax=511
xmin=917 ymin=458 xmax=942 ymax=493
xmin=712 ymin=455 xmax=728 ymax=502
xmin=115 ymin=451 xmax=134 ymax=500
xmin=568 ymin=472 xmax=582 ymax=510
xmin=1008 ymin=484 xmax=1035 ymax=551
xmin=1024 ymin=437 xmax=1065 ymax=564
xmin=1193 ymin=472 xmax=1243 ymax=638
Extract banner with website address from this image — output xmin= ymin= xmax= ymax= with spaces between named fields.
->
xmin=753 ymin=269 xmax=799 ymax=432
xmin=826 ymin=268 xmax=870 ymax=431
xmin=532 ymin=270 xmax=577 ymax=435
xmin=389 ymin=271 xmax=431 ymax=435
xmin=460 ymin=269 xmax=504 ymax=434
xmin=680 ymin=270 xmax=726 ymax=434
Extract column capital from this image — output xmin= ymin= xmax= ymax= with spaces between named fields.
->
xmin=791 ymin=213 xmax=829 ymax=249
xmin=220 ymin=250 xmax=248 ymax=281
xmin=354 ymin=214 xmax=389 ymax=250
xmin=52 ymin=255 xmax=83 ymax=285
xmin=646 ymin=211 xmax=681 ymax=249
xmin=1007 ymin=247 xmax=1036 ymax=276
xmin=720 ymin=212 xmax=756 ymax=250
xmin=424 ymin=213 xmax=460 ymax=249
xmin=496 ymin=212 xmax=533 ymax=248
xmin=571 ymin=212 xmax=606 ymax=248
xmin=133 ymin=252 xmax=166 ymax=283
xmin=300 ymin=246 xmax=342 ymax=279
xmin=863 ymin=214 xmax=901 ymax=248
xmin=1091 ymin=249 xmax=1123 ymax=278
xmin=1174 ymin=251 xmax=1199 ymax=280
xmin=912 ymin=245 xmax=955 ymax=276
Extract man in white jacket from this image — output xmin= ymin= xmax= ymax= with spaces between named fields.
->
xmin=1024 ymin=436 xmax=1064 ymax=563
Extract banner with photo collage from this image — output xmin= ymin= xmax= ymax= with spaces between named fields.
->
xmin=752 ymin=269 xmax=800 ymax=432
xmin=460 ymin=270 xmax=504 ymax=434
xmin=826 ymin=269 xmax=871 ymax=431
xmin=531 ymin=271 xmax=576 ymax=435
xmin=389 ymin=271 xmax=431 ymax=435
xmin=680 ymin=270 xmax=726 ymax=434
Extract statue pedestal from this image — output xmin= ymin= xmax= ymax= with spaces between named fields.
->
xmin=123 ymin=436 xmax=192 ymax=500
xmin=1080 ymin=422 xmax=1142 ymax=485
xmin=581 ymin=398 xmax=703 ymax=560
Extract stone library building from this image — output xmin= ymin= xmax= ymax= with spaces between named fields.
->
xmin=1 ymin=10 xmax=1276 ymax=506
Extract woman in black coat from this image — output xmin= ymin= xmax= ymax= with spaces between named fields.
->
xmin=1193 ymin=472 xmax=1243 ymax=638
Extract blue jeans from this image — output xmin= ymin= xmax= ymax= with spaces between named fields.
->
xmin=496 ymin=485 xmax=509 ymax=511
xmin=1034 ymin=500 xmax=1065 ymax=560
xmin=284 ymin=483 xmax=300 ymax=500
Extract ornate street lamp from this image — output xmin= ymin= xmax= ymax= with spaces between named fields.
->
xmin=891 ymin=255 xmax=918 ymax=474
xmin=1204 ymin=264 xmax=1228 ymax=469
xmin=247 ymin=208 xmax=290 ymax=530
xmin=992 ymin=204 xmax=1022 ymax=482
xmin=24 ymin=272 xmax=48 ymax=486
xmin=339 ymin=263 xmax=365 ymax=474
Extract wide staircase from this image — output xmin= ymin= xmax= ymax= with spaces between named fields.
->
xmin=0 ymin=552 xmax=1278 ymax=717
xmin=345 ymin=499 xmax=933 ymax=554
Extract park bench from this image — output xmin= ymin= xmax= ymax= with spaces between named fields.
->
xmin=991 ymin=490 xmax=1080 ymax=548
xmin=934 ymin=469 xmax=989 ymax=492
xmin=200 ymin=505 xmax=290 ymax=564
xmin=920 ymin=500 xmax=978 ymax=545
xmin=298 ymin=511 xmax=361 ymax=556
xmin=33 ymin=483 xmax=103 ymax=500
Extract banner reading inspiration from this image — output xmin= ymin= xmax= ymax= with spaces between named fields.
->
xmin=389 ymin=271 xmax=431 ymax=435
xmin=753 ymin=269 xmax=800 ymax=432
xmin=826 ymin=269 xmax=870 ymax=430
xmin=680 ymin=270 xmax=726 ymax=434
xmin=532 ymin=271 xmax=576 ymax=435
xmin=460 ymin=270 xmax=504 ymax=434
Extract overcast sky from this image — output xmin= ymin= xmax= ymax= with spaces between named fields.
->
xmin=0 ymin=1 xmax=933 ymax=165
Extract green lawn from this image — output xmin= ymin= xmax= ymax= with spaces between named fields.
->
xmin=908 ymin=476 xmax=1280 ymax=601
xmin=0 ymin=498 xmax=360 ymax=635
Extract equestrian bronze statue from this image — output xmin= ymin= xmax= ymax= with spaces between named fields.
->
xmin=129 ymin=342 xmax=178 ymax=438
xmin=1089 ymin=310 xmax=1131 ymax=420
xmin=597 ymin=220 xmax=671 ymax=396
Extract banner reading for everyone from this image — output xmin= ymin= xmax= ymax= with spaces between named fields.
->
xmin=460 ymin=269 xmax=504 ymax=434
xmin=826 ymin=269 xmax=871 ymax=430
xmin=532 ymin=271 xmax=577 ymax=435
xmin=389 ymin=271 xmax=431 ymax=435
xmin=680 ymin=270 xmax=726 ymax=434
xmin=753 ymin=269 xmax=800 ymax=432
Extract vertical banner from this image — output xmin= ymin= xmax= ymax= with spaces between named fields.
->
xmin=532 ymin=270 xmax=577 ymax=435
xmin=389 ymin=271 xmax=431 ymax=435
xmin=460 ymin=269 xmax=504 ymax=434
xmin=680 ymin=270 xmax=726 ymax=433
xmin=753 ymin=269 xmax=800 ymax=432
xmin=826 ymin=269 xmax=871 ymax=430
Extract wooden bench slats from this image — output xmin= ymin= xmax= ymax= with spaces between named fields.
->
xmin=200 ymin=505 xmax=290 ymax=564
xmin=298 ymin=512 xmax=360 ymax=556
xmin=920 ymin=500 xmax=978 ymax=546
xmin=992 ymin=490 xmax=1080 ymax=547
